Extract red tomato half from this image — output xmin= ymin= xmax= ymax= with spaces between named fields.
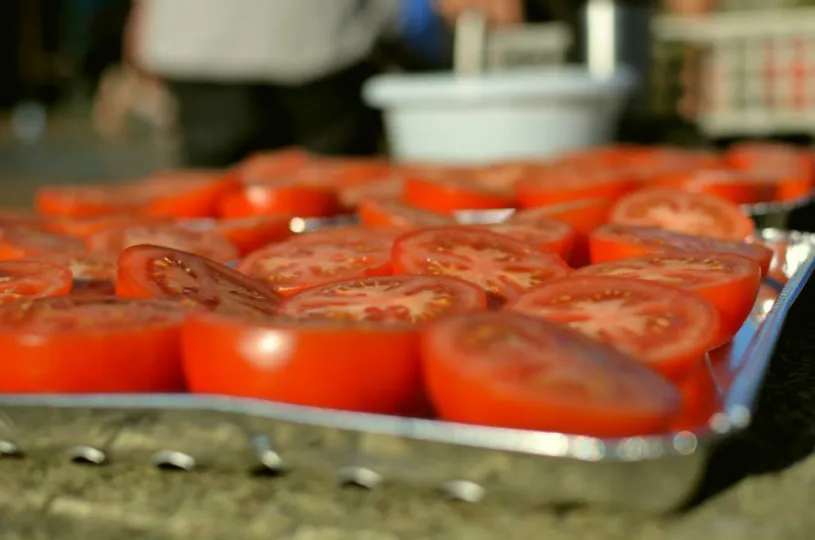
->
xmin=116 ymin=245 xmax=280 ymax=316
xmin=358 ymin=198 xmax=455 ymax=228
xmin=277 ymin=275 xmax=487 ymax=322
xmin=574 ymin=252 xmax=761 ymax=345
xmin=183 ymin=312 xmax=425 ymax=415
xmin=238 ymin=148 xmax=313 ymax=182
xmin=141 ymin=170 xmax=239 ymax=218
xmin=0 ymin=297 xmax=187 ymax=392
xmin=515 ymin=167 xmax=635 ymax=208
xmin=0 ymin=226 xmax=85 ymax=260
xmin=179 ymin=216 xmax=292 ymax=257
xmin=480 ymin=220 xmax=574 ymax=260
xmin=421 ymin=312 xmax=681 ymax=436
xmin=671 ymin=358 xmax=720 ymax=431
xmin=391 ymin=226 xmax=570 ymax=304
xmin=35 ymin=182 xmax=148 ymax=217
xmin=654 ymin=168 xmax=776 ymax=205
xmin=726 ymin=143 xmax=814 ymax=200
xmin=0 ymin=261 xmax=72 ymax=304
xmin=404 ymin=174 xmax=515 ymax=213
xmin=504 ymin=275 xmax=720 ymax=380
xmin=43 ymin=214 xmax=168 ymax=238
xmin=589 ymin=224 xmax=774 ymax=277
xmin=218 ymin=182 xmax=340 ymax=219
xmin=87 ymin=223 xmax=239 ymax=263
xmin=238 ymin=227 xmax=400 ymax=296
xmin=610 ymin=188 xmax=755 ymax=241
xmin=338 ymin=177 xmax=404 ymax=209
xmin=24 ymin=251 xmax=118 ymax=297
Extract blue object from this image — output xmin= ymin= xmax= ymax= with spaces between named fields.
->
xmin=398 ymin=0 xmax=447 ymax=60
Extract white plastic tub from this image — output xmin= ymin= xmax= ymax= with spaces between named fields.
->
xmin=363 ymin=67 xmax=637 ymax=164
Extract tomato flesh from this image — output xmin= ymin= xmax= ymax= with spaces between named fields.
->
xmin=480 ymin=220 xmax=574 ymax=260
xmin=277 ymin=275 xmax=487 ymax=323
xmin=0 ymin=226 xmax=85 ymax=260
xmin=23 ymin=251 xmax=117 ymax=297
xmin=87 ymin=224 xmax=239 ymax=263
xmin=404 ymin=174 xmax=515 ymax=213
xmin=0 ymin=261 xmax=72 ymax=304
xmin=358 ymin=198 xmax=455 ymax=228
xmin=391 ymin=226 xmax=571 ymax=303
xmin=421 ymin=312 xmax=681 ymax=436
xmin=0 ymin=297 xmax=187 ymax=392
xmin=504 ymin=275 xmax=720 ymax=380
xmin=116 ymin=245 xmax=280 ymax=316
xmin=515 ymin=167 xmax=635 ymax=208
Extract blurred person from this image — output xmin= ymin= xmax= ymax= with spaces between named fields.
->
xmin=113 ymin=0 xmax=523 ymax=168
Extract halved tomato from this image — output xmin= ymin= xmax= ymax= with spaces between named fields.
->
xmin=504 ymin=275 xmax=720 ymax=380
xmin=726 ymin=143 xmax=815 ymax=201
xmin=24 ymin=251 xmax=118 ymax=297
xmin=358 ymin=198 xmax=455 ymax=228
xmin=0 ymin=261 xmax=72 ymax=304
xmin=318 ymin=158 xmax=394 ymax=187
xmin=509 ymin=198 xmax=615 ymax=267
xmin=653 ymin=168 xmax=776 ymax=205
xmin=588 ymin=224 xmax=774 ymax=277
xmin=277 ymin=275 xmax=487 ymax=322
xmin=116 ymin=245 xmax=280 ymax=316
xmin=0 ymin=209 xmax=46 ymax=226
xmin=86 ymin=223 xmax=238 ymax=262
xmin=237 ymin=147 xmax=314 ymax=182
xmin=338 ymin=176 xmax=404 ymax=209
xmin=179 ymin=216 xmax=292 ymax=257
xmin=479 ymin=220 xmax=574 ymax=261
xmin=0 ymin=226 xmax=85 ymax=260
xmin=610 ymin=187 xmax=755 ymax=241
xmin=35 ymin=182 xmax=148 ymax=217
xmin=391 ymin=226 xmax=571 ymax=304
xmin=238 ymin=226 xmax=400 ymax=296
xmin=217 ymin=182 xmax=341 ymax=219
xmin=515 ymin=167 xmax=635 ymax=208
xmin=421 ymin=312 xmax=681 ymax=436
xmin=0 ymin=297 xmax=187 ymax=392
xmin=43 ymin=214 xmax=168 ymax=238
xmin=183 ymin=312 xmax=425 ymax=415
xmin=574 ymin=252 xmax=761 ymax=345
xmin=404 ymin=173 xmax=515 ymax=213
xmin=671 ymin=357 xmax=720 ymax=431
xmin=141 ymin=169 xmax=239 ymax=218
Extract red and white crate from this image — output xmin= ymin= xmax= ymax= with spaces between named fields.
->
xmin=654 ymin=7 xmax=815 ymax=137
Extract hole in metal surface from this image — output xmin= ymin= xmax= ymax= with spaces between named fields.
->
xmin=0 ymin=440 xmax=21 ymax=458
xmin=152 ymin=450 xmax=196 ymax=471
xmin=249 ymin=449 xmax=286 ymax=477
xmin=441 ymin=480 xmax=486 ymax=503
xmin=337 ymin=466 xmax=383 ymax=490
xmin=67 ymin=446 xmax=107 ymax=465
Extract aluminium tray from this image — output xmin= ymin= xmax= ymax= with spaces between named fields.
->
xmin=0 ymin=228 xmax=812 ymax=514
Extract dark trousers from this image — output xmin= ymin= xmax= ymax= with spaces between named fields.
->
xmin=167 ymin=62 xmax=382 ymax=168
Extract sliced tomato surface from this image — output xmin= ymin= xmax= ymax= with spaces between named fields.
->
xmin=237 ymin=148 xmax=314 ymax=182
xmin=338 ymin=176 xmax=404 ymax=209
xmin=86 ymin=223 xmax=238 ymax=262
xmin=421 ymin=312 xmax=680 ymax=436
xmin=509 ymin=198 xmax=615 ymax=267
xmin=504 ymin=275 xmax=720 ymax=380
xmin=0 ymin=226 xmax=85 ymax=260
xmin=35 ymin=182 xmax=149 ymax=217
xmin=23 ymin=251 xmax=118 ymax=297
xmin=142 ymin=169 xmax=239 ymax=218
xmin=43 ymin=214 xmax=168 ymax=238
xmin=589 ymin=224 xmax=774 ymax=276
xmin=277 ymin=275 xmax=486 ymax=323
xmin=480 ymin=220 xmax=574 ymax=260
xmin=515 ymin=166 xmax=635 ymax=208
xmin=610 ymin=187 xmax=755 ymax=241
xmin=318 ymin=158 xmax=394 ymax=187
xmin=217 ymin=182 xmax=340 ymax=219
xmin=404 ymin=173 xmax=515 ymax=213
xmin=116 ymin=245 xmax=280 ymax=316
xmin=183 ymin=312 xmax=425 ymax=415
xmin=0 ymin=261 xmax=72 ymax=304
xmin=575 ymin=252 xmax=761 ymax=345
xmin=654 ymin=168 xmax=776 ymax=204
xmin=726 ymin=143 xmax=815 ymax=201
xmin=238 ymin=226 xmax=400 ymax=296
xmin=179 ymin=216 xmax=292 ymax=257
xmin=358 ymin=198 xmax=455 ymax=228
xmin=391 ymin=226 xmax=571 ymax=304
xmin=0 ymin=296 xmax=188 ymax=392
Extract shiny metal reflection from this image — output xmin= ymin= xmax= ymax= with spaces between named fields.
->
xmin=441 ymin=480 xmax=486 ymax=503
xmin=152 ymin=450 xmax=196 ymax=471
xmin=337 ymin=466 xmax=383 ymax=489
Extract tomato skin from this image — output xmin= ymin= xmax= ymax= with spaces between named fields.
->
xmin=142 ymin=170 xmax=239 ymax=219
xmin=670 ymin=358 xmax=720 ymax=431
xmin=35 ymin=183 xmax=147 ymax=217
xmin=515 ymin=167 xmax=636 ymax=208
xmin=610 ymin=187 xmax=755 ymax=241
xmin=391 ymin=226 xmax=571 ymax=303
xmin=358 ymin=198 xmax=455 ymax=228
xmin=421 ymin=312 xmax=681 ymax=436
xmin=404 ymin=175 xmax=515 ymax=213
xmin=0 ymin=261 xmax=73 ymax=304
xmin=725 ymin=143 xmax=814 ymax=201
xmin=504 ymin=275 xmax=721 ymax=381
xmin=217 ymin=182 xmax=341 ymax=219
xmin=574 ymin=252 xmax=761 ymax=346
xmin=179 ymin=216 xmax=293 ymax=257
xmin=509 ymin=198 xmax=614 ymax=267
xmin=116 ymin=245 xmax=280 ymax=316
xmin=589 ymin=224 xmax=774 ymax=277
xmin=183 ymin=312 xmax=425 ymax=415
xmin=0 ymin=297 xmax=187 ymax=393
